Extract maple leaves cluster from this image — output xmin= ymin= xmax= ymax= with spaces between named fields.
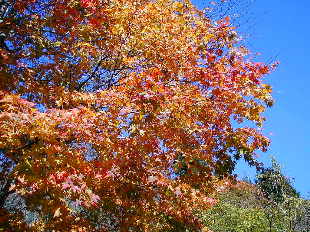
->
xmin=0 ymin=0 xmax=273 ymax=231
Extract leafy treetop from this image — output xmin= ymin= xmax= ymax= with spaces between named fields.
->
xmin=0 ymin=0 xmax=273 ymax=230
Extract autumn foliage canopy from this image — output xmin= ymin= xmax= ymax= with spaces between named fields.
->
xmin=0 ymin=0 xmax=273 ymax=231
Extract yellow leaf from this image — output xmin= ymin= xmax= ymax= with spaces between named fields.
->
xmin=204 ymin=34 xmax=214 ymax=42
xmin=54 ymin=41 xmax=62 ymax=46
xmin=173 ymin=1 xmax=183 ymax=9
xmin=53 ymin=208 xmax=62 ymax=218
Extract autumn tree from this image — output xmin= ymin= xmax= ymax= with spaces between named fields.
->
xmin=0 ymin=0 xmax=274 ymax=231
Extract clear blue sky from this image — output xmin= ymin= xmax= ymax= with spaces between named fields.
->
xmin=193 ymin=0 xmax=310 ymax=197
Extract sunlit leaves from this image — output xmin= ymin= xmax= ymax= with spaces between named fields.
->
xmin=0 ymin=0 xmax=274 ymax=230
